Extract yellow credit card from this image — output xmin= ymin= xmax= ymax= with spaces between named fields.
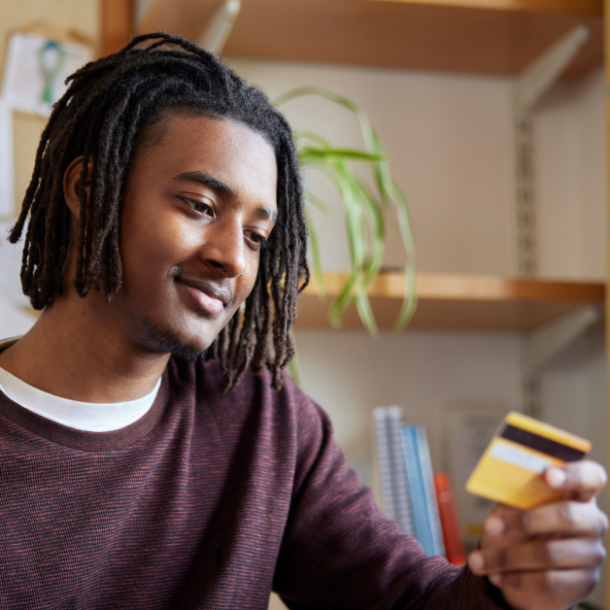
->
xmin=465 ymin=412 xmax=591 ymax=509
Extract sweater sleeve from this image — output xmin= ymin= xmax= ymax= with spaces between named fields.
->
xmin=272 ymin=389 xmax=513 ymax=610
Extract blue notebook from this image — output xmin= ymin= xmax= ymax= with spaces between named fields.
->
xmin=400 ymin=424 xmax=444 ymax=557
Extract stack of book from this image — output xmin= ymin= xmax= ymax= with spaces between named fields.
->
xmin=373 ymin=406 xmax=465 ymax=564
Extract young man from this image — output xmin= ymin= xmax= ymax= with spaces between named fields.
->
xmin=0 ymin=33 xmax=605 ymax=610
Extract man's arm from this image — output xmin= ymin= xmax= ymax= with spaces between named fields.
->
xmin=468 ymin=461 xmax=608 ymax=610
xmin=272 ymin=391 xmax=513 ymax=609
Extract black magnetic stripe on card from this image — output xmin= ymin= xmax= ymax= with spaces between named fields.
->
xmin=500 ymin=424 xmax=585 ymax=462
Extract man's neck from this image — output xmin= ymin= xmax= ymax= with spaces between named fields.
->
xmin=0 ymin=293 xmax=170 ymax=404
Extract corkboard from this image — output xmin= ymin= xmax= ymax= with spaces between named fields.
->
xmin=0 ymin=0 xmax=99 ymax=216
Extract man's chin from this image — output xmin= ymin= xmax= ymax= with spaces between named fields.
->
xmin=142 ymin=320 xmax=210 ymax=361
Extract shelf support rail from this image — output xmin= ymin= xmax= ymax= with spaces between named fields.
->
xmin=513 ymin=25 xmax=590 ymax=277
xmin=520 ymin=304 xmax=601 ymax=418
xmin=135 ymin=0 xmax=241 ymax=53
xmin=198 ymin=0 xmax=242 ymax=54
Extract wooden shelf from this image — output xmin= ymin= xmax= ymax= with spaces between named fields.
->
xmin=139 ymin=0 xmax=603 ymax=78
xmin=294 ymin=273 xmax=605 ymax=332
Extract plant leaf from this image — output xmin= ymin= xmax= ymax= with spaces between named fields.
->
xmin=305 ymin=190 xmax=330 ymax=214
xmin=304 ymin=207 xmax=325 ymax=298
xmin=299 ymin=147 xmax=387 ymax=164
xmin=276 ymin=86 xmax=418 ymax=334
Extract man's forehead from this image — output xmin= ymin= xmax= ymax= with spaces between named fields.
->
xmin=137 ymin=113 xmax=278 ymax=199
xmin=140 ymin=110 xmax=273 ymax=158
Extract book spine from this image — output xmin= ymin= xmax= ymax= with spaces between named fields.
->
xmin=416 ymin=425 xmax=446 ymax=557
xmin=401 ymin=425 xmax=434 ymax=556
xmin=434 ymin=473 xmax=467 ymax=566
xmin=372 ymin=408 xmax=396 ymax=522
xmin=387 ymin=407 xmax=414 ymax=536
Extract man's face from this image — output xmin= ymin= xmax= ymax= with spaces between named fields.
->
xmin=114 ymin=112 xmax=278 ymax=357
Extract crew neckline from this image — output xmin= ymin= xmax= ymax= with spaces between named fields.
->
xmin=0 ymin=366 xmax=161 ymax=432
xmin=0 ymin=337 xmax=170 ymax=452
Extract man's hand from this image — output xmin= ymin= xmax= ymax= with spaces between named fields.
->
xmin=467 ymin=461 xmax=608 ymax=610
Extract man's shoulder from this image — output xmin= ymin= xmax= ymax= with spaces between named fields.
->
xmin=166 ymin=355 xmax=290 ymax=403
xmin=165 ymin=355 xmax=323 ymax=429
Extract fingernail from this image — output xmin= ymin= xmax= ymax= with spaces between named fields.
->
xmin=547 ymin=468 xmax=567 ymax=488
xmin=485 ymin=516 xmax=504 ymax=536
xmin=469 ymin=552 xmax=485 ymax=573
xmin=489 ymin=574 xmax=501 ymax=586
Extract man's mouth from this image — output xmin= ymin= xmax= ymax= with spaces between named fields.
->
xmin=175 ymin=277 xmax=232 ymax=316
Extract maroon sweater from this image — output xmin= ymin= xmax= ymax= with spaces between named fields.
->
xmin=0 ymin=356 xmax=508 ymax=609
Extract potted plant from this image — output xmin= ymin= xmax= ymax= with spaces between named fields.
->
xmin=275 ymin=87 xmax=417 ymax=336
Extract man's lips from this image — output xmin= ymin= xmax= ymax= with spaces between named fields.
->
xmin=176 ymin=277 xmax=232 ymax=315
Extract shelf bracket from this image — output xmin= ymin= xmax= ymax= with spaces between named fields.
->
xmin=513 ymin=25 xmax=590 ymax=277
xmin=514 ymin=25 xmax=590 ymax=120
xmin=135 ymin=0 xmax=168 ymax=35
xmin=198 ymin=0 xmax=242 ymax=54
xmin=520 ymin=305 xmax=601 ymax=418
xmin=135 ymin=0 xmax=241 ymax=52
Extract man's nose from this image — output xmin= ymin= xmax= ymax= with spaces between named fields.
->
xmin=201 ymin=218 xmax=247 ymax=278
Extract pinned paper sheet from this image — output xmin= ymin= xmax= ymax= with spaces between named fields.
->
xmin=0 ymin=221 xmax=29 ymax=307
xmin=2 ymin=31 xmax=92 ymax=116
xmin=0 ymin=99 xmax=14 ymax=218
xmin=0 ymin=220 xmax=36 ymax=338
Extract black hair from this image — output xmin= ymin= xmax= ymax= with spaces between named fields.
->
xmin=9 ymin=32 xmax=310 ymax=390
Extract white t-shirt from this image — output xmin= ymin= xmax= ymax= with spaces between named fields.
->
xmin=0 ymin=365 xmax=161 ymax=432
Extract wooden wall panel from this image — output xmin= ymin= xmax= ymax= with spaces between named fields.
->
xmin=101 ymin=0 xmax=134 ymax=56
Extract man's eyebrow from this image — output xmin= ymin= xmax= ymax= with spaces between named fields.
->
xmin=173 ymin=171 xmax=234 ymax=199
xmin=175 ymin=171 xmax=277 ymax=222
xmin=256 ymin=207 xmax=278 ymax=223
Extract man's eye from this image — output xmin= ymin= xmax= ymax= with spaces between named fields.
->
xmin=179 ymin=196 xmax=213 ymax=215
xmin=246 ymin=231 xmax=267 ymax=247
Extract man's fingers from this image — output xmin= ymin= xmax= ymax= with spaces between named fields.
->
xmin=481 ymin=499 xmax=608 ymax=543
xmin=474 ymin=462 xmax=608 ymax=609
xmin=547 ymin=461 xmax=607 ymax=502
xmin=469 ymin=538 xmax=605 ymax=574
xmin=525 ymin=500 xmax=607 ymax=538
xmin=488 ymin=568 xmax=601 ymax=601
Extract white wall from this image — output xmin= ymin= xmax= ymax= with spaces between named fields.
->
xmin=228 ymin=59 xmax=608 ymax=608
xmin=536 ymin=67 xmax=606 ymax=281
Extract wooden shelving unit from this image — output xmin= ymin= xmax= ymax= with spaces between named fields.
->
xmin=295 ymin=273 xmax=605 ymax=332
xmin=138 ymin=0 xmax=603 ymax=78
xmin=102 ymin=0 xmax=134 ymax=55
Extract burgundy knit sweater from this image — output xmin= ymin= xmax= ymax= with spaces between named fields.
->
xmin=0 ymin=355 xmax=508 ymax=609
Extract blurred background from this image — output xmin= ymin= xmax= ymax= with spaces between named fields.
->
xmin=0 ymin=1 xmax=606 ymax=608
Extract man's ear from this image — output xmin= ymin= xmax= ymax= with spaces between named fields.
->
xmin=63 ymin=156 xmax=92 ymax=221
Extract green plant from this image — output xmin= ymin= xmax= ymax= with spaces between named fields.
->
xmin=275 ymin=87 xmax=417 ymax=336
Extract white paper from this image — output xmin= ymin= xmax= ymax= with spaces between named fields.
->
xmin=0 ymin=221 xmax=29 ymax=307
xmin=0 ymin=298 xmax=36 ymax=339
xmin=0 ymin=99 xmax=14 ymax=218
xmin=2 ymin=32 xmax=92 ymax=116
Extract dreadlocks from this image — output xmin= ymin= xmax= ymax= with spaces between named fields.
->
xmin=8 ymin=32 xmax=310 ymax=390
